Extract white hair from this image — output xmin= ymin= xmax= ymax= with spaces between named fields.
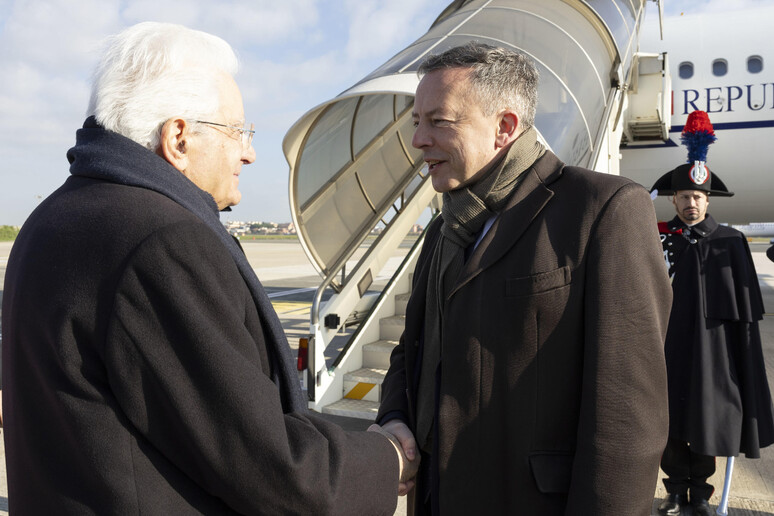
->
xmin=87 ymin=22 xmax=239 ymax=150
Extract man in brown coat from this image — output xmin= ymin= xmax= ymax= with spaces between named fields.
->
xmin=375 ymin=42 xmax=672 ymax=515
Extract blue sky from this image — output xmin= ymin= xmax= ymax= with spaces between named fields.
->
xmin=0 ymin=0 xmax=771 ymax=226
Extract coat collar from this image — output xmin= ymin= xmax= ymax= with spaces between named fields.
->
xmin=448 ymin=151 xmax=562 ymax=297
xmin=67 ymin=118 xmax=307 ymax=413
xmin=669 ymin=213 xmax=718 ymax=238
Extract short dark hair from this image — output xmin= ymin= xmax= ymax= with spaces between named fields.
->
xmin=418 ymin=42 xmax=539 ymax=129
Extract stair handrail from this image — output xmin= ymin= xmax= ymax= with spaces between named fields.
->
xmin=305 ymin=172 xmax=438 ymax=400
xmin=329 ymin=212 xmax=438 ymax=371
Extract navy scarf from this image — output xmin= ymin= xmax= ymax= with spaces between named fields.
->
xmin=67 ymin=117 xmax=306 ymax=413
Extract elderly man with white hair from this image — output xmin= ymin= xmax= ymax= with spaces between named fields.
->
xmin=1 ymin=22 xmax=414 ymax=515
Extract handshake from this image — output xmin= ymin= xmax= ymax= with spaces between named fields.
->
xmin=368 ymin=420 xmax=421 ymax=496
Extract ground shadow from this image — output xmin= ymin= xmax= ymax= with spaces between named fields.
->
xmin=652 ymin=496 xmax=774 ymax=515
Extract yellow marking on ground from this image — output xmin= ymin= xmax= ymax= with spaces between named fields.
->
xmin=270 ymin=301 xmax=311 ymax=314
xmin=344 ymin=383 xmax=376 ymax=400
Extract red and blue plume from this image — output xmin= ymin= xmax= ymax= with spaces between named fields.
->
xmin=681 ymin=110 xmax=717 ymax=163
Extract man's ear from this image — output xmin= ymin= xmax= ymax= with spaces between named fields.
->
xmin=158 ymin=118 xmax=190 ymax=172
xmin=495 ymin=110 xmax=520 ymax=149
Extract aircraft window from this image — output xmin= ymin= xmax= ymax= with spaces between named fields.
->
xmin=712 ymin=59 xmax=728 ymax=77
xmin=533 ymin=64 xmax=592 ymax=167
xmin=352 ymin=95 xmax=395 ymax=157
xmin=296 ymin=97 xmax=359 ymax=206
xmin=748 ymin=56 xmax=763 ymax=73
xmin=584 ymin=0 xmax=633 ymax=62
xmin=464 ymin=8 xmax=606 ymax=121
xmin=679 ymin=62 xmax=694 ymax=79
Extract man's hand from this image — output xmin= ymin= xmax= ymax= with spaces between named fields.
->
xmin=368 ymin=421 xmax=420 ymax=495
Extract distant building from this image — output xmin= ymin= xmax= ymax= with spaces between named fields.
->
xmin=277 ymin=222 xmax=295 ymax=234
xmin=223 ymin=220 xmax=296 ymax=236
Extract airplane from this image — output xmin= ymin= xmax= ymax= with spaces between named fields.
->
xmin=280 ymin=0 xmax=774 ymax=415
xmin=730 ymin=222 xmax=774 ymax=239
xmin=621 ymin=4 xmax=774 ymax=225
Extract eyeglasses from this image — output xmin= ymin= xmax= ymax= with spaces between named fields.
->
xmin=193 ymin=120 xmax=255 ymax=150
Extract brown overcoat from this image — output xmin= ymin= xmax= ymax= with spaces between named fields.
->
xmin=378 ymin=151 xmax=672 ymax=515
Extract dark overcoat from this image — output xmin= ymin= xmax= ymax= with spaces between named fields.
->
xmin=662 ymin=215 xmax=774 ymax=458
xmin=2 ymin=124 xmax=399 ymax=515
xmin=378 ymin=151 xmax=672 ymax=516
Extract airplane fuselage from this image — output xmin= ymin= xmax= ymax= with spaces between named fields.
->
xmin=621 ymin=7 xmax=774 ymax=224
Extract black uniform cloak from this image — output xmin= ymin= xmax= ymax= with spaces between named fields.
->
xmin=660 ymin=214 xmax=774 ymax=457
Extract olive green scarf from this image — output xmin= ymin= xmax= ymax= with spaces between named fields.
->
xmin=415 ymin=126 xmax=545 ymax=451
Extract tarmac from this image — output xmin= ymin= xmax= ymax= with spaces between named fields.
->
xmin=1 ymin=240 xmax=773 ymax=515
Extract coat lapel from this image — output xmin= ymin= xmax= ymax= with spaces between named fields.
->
xmin=448 ymin=152 xmax=562 ymax=298
xmin=404 ymin=217 xmax=443 ymax=339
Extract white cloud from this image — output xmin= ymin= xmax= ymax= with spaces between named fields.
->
xmin=238 ymin=52 xmax=347 ymax=134
xmin=1 ymin=0 xmax=119 ymax=71
xmin=118 ymin=0 xmax=203 ymax=28
xmin=343 ymin=0 xmax=439 ymax=62
xmin=0 ymin=0 xmax=429 ymax=224
xmin=205 ymin=0 xmax=322 ymax=47
xmin=0 ymin=0 xmax=116 ymax=158
xmin=119 ymin=0 xmax=321 ymax=47
xmin=237 ymin=0 xmax=449 ymax=135
xmin=0 ymin=63 xmax=89 ymax=147
xmin=5 ymin=0 xmax=770 ymax=226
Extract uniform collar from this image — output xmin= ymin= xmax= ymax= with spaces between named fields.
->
xmin=669 ymin=214 xmax=718 ymax=238
xmin=690 ymin=215 xmax=717 ymax=237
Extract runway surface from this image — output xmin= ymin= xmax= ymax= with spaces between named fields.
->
xmin=1 ymin=239 xmax=773 ymax=515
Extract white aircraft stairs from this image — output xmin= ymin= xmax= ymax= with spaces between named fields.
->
xmin=281 ymin=0 xmax=670 ymax=420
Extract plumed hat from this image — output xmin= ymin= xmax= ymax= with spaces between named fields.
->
xmin=650 ymin=111 xmax=734 ymax=197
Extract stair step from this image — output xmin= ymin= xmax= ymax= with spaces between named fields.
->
xmin=380 ymin=315 xmax=406 ymax=341
xmin=395 ymin=292 xmax=410 ymax=315
xmin=342 ymin=367 xmax=388 ymax=402
xmin=344 ymin=367 xmax=387 ymax=383
xmin=363 ymin=340 xmax=398 ymax=369
xmin=322 ymin=398 xmax=380 ymax=421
